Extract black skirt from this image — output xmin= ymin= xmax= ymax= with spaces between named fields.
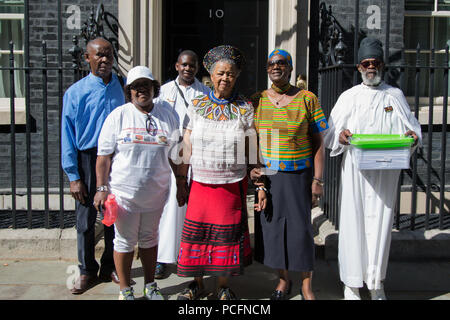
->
xmin=254 ymin=168 xmax=314 ymax=272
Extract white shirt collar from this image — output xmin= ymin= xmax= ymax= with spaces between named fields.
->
xmin=175 ymin=76 xmax=198 ymax=90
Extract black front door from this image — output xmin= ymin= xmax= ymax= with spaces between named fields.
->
xmin=163 ymin=0 xmax=269 ymax=97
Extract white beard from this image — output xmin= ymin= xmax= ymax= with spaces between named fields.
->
xmin=361 ymin=71 xmax=382 ymax=86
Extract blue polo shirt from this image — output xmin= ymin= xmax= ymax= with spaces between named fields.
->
xmin=61 ymin=73 xmax=125 ymax=182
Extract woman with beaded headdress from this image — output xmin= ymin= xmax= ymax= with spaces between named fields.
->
xmin=249 ymin=49 xmax=328 ymax=300
xmin=175 ymin=45 xmax=266 ymax=300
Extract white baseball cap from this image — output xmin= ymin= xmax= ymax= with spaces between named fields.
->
xmin=126 ymin=66 xmax=155 ymax=85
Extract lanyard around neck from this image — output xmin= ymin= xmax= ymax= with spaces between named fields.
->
xmin=173 ymin=80 xmax=190 ymax=108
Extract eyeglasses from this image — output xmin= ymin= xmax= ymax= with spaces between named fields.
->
xmin=360 ymin=59 xmax=382 ymax=69
xmin=267 ymin=59 xmax=289 ymax=68
xmin=146 ymin=114 xmax=158 ymax=136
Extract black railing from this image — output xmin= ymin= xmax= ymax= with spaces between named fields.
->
xmin=319 ymin=51 xmax=450 ymax=231
xmin=2 ymin=41 xmax=80 ymax=229
xmin=0 ymin=2 xmax=118 ymax=229
xmin=318 ymin=0 xmax=449 ymax=231
xmin=319 ymin=65 xmax=343 ymax=230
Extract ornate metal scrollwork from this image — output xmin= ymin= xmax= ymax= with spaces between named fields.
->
xmin=319 ymin=3 xmax=348 ymax=67
xmin=68 ymin=35 xmax=83 ymax=70
xmin=69 ymin=3 xmax=120 ymax=74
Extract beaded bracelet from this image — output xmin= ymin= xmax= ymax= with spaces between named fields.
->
xmin=255 ymin=186 xmax=268 ymax=193
xmin=312 ymin=177 xmax=324 ymax=186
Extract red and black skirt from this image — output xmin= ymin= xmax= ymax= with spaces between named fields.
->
xmin=176 ymin=178 xmax=252 ymax=277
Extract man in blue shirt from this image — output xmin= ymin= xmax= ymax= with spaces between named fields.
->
xmin=61 ymin=37 xmax=125 ymax=294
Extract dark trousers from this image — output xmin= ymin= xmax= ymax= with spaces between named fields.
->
xmin=76 ymin=148 xmax=115 ymax=276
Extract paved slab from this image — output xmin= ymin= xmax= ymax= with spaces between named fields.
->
xmin=0 ymin=200 xmax=449 ymax=300
xmin=0 ymin=255 xmax=448 ymax=300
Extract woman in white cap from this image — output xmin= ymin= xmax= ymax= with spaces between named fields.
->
xmin=93 ymin=66 xmax=181 ymax=300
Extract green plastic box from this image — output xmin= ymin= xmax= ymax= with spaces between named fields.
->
xmin=350 ymin=134 xmax=414 ymax=149
xmin=350 ymin=134 xmax=414 ymax=170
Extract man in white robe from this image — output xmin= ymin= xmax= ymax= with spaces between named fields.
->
xmin=155 ymin=50 xmax=211 ymax=278
xmin=323 ymin=37 xmax=422 ymax=300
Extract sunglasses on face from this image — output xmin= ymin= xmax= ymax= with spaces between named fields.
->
xmin=267 ymin=59 xmax=289 ymax=68
xmin=130 ymin=81 xmax=152 ymax=92
xmin=146 ymin=114 xmax=158 ymax=136
xmin=360 ymin=60 xmax=382 ymax=69
xmin=130 ymin=85 xmax=150 ymax=93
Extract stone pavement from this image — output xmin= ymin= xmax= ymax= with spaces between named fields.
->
xmin=0 ymin=253 xmax=449 ymax=300
xmin=0 ymin=200 xmax=449 ymax=300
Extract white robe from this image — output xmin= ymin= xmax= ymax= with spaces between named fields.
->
xmin=156 ymin=77 xmax=210 ymax=263
xmin=323 ymin=82 xmax=422 ymax=290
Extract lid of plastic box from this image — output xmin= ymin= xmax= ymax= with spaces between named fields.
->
xmin=350 ymin=134 xmax=414 ymax=149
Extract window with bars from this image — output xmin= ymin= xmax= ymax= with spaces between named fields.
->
xmin=0 ymin=0 xmax=24 ymax=99
xmin=0 ymin=0 xmax=24 ymax=125
xmin=404 ymin=0 xmax=450 ymax=97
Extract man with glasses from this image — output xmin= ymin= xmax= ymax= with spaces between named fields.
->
xmin=61 ymin=37 xmax=124 ymax=294
xmin=154 ymin=50 xmax=210 ymax=279
xmin=323 ymin=37 xmax=422 ymax=300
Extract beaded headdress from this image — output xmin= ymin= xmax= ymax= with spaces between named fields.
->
xmin=203 ymin=45 xmax=246 ymax=74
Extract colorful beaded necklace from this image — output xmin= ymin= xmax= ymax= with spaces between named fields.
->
xmin=209 ymin=90 xmax=237 ymax=105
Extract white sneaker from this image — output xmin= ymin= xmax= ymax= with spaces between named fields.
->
xmin=370 ymin=285 xmax=387 ymax=300
xmin=344 ymin=286 xmax=361 ymax=300
xmin=118 ymin=287 xmax=135 ymax=300
xmin=143 ymin=282 xmax=164 ymax=300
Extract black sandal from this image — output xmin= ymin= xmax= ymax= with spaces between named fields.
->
xmin=177 ymin=281 xmax=204 ymax=300
xmin=270 ymin=280 xmax=292 ymax=300
xmin=217 ymin=287 xmax=237 ymax=300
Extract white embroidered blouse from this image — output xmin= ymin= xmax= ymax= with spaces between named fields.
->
xmin=186 ymin=92 xmax=256 ymax=185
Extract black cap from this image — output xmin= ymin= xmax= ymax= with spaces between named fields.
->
xmin=358 ymin=37 xmax=384 ymax=63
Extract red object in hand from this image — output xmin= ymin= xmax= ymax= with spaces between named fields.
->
xmin=102 ymin=194 xmax=118 ymax=227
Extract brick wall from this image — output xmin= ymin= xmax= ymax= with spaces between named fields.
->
xmin=0 ymin=0 xmax=118 ymax=191
xmin=321 ymin=0 xmax=405 ymax=62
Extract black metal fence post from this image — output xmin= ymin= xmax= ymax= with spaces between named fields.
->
xmin=425 ymin=48 xmax=436 ymax=230
xmin=384 ymin=0 xmax=391 ymax=83
xmin=24 ymin=0 xmax=32 ymax=228
xmin=353 ymin=0 xmax=359 ymax=85
xmin=439 ymin=46 xmax=449 ymax=230
xmin=411 ymin=44 xmax=421 ymax=230
xmin=42 ymin=41 xmax=50 ymax=228
xmin=58 ymin=0 xmax=64 ymax=228
xmin=9 ymin=41 xmax=17 ymax=229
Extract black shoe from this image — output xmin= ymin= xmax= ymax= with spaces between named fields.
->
xmin=99 ymin=270 xmax=120 ymax=284
xmin=218 ymin=287 xmax=237 ymax=300
xmin=154 ymin=262 xmax=166 ymax=279
xmin=270 ymin=280 xmax=292 ymax=300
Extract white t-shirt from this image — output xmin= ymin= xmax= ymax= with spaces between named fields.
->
xmin=97 ymin=102 xmax=180 ymax=211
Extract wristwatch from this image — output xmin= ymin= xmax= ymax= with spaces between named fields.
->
xmin=96 ymin=185 xmax=109 ymax=192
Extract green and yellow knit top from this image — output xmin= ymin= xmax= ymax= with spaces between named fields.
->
xmin=252 ymin=89 xmax=328 ymax=172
